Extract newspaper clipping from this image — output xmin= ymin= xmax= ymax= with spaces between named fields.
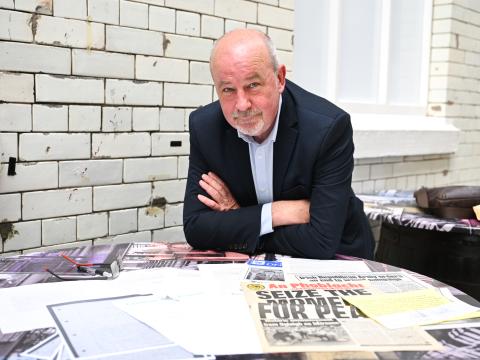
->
xmin=242 ymin=281 xmax=442 ymax=353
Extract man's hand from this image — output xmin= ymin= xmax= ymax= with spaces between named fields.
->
xmin=198 ymin=172 xmax=240 ymax=211
xmin=272 ymin=200 xmax=310 ymax=227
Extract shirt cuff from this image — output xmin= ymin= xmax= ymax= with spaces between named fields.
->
xmin=259 ymin=203 xmax=274 ymax=236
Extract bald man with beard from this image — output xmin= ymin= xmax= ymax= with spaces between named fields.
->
xmin=183 ymin=29 xmax=374 ymax=260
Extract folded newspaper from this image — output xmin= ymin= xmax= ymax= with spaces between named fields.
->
xmin=242 ymin=281 xmax=442 ymax=353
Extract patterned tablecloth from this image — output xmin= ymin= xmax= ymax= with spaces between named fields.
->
xmin=359 ymin=191 xmax=480 ymax=236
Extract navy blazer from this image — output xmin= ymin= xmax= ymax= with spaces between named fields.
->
xmin=183 ymin=80 xmax=374 ymax=259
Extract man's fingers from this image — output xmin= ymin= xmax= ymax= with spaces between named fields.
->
xmin=207 ymin=172 xmax=227 ymax=187
xmin=198 ymin=194 xmax=221 ymax=211
xmin=201 ymin=173 xmax=225 ymax=195
xmin=199 ymin=179 xmax=221 ymax=200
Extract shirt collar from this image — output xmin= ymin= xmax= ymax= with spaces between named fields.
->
xmin=237 ymin=95 xmax=282 ymax=145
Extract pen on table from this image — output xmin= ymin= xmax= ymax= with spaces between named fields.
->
xmin=77 ymin=266 xmax=112 ymax=278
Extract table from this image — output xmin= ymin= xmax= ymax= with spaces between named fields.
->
xmin=1 ymin=242 xmax=480 ymax=360
xmin=360 ymin=192 xmax=480 ymax=301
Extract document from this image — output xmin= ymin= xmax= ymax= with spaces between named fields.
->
xmin=0 ymin=267 xmax=200 ymax=333
xmin=114 ymin=292 xmax=263 ymax=355
xmin=197 ymin=263 xmax=247 ymax=295
xmin=290 ymin=271 xmax=432 ymax=294
xmin=342 ymin=288 xmax=480 ymax=329
xmin=241 ymin=281 xmax=441 ymax=353
xmin=282 ymin=258 xmax=371 ymax=278
xmin=48 ymin=295 xmax=200 ymax=359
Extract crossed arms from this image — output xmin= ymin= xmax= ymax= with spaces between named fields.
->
xmin=197 ymin=171 xmax=310 ymax=227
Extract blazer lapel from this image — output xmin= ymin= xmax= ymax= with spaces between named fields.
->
xmin=273 ymin=89 xmax=298 ymax=199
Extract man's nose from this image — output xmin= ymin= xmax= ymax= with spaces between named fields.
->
xmin=235 ymin=91 xmax=251 ymax=112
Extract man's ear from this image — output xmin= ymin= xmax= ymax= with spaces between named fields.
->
xmin=276 ymin=64 xmax=287 ymax=93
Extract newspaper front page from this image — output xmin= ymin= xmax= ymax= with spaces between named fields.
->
xmin=289 ymin=271 xmax=432 ymax=294
xmin=242 ymin=281 xmax=442 ymax=353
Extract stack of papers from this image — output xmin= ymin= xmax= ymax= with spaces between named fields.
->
xmin=1 ymin=256 xmax=479 ymax=358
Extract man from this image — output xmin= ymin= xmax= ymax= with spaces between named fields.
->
xmin=183 ymin=29 xmax=374 ymax=259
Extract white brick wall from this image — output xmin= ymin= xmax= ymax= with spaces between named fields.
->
xmin=0 ymin=10 xmax=33 ymax=42
xmin=0 ymin=104 xmax=31 ymax=132
xmin=0 ymin=162 xmax=58 ymax=194
xmin=23 ymin=187 xmax=92 ymax=220
xmin=0 ymin=72 xmax=34 ymax=103
xmin=35 ymin=16 xmax=105 ymax=48
xmin=59 ymin=159 xmax=123 ymax=187
xmin=120 ymin=0 xmax=148 ymax=29
xmin=53 ymin=0 xmax=87 ymax=20
xmin=176 ymin=11 xmax=200 ymax=36
xmin=93 ymin=183 xmax=151 ymax=211
xmin=149 ymin=5 xmax=175 ymax=32
xmin=42 ymin=217 xmax=76 ymax=245
xmin=0 ymin=193 xmax=21 ymax=222
xmin=0 ymin=132 xmax=17 ymax=162
xmin=164 ymin=203 xmax=183 ymax=227
xmin=138 ymin=206 xmax=164 ymax=230
xmin=152 ymin=179 xmax=186 ymax=202
xmin=106 ymin=26 xmax=164 ymax=56
xmin=102 ymin=107 xmax=132 ymax=132
xmin=36 ymin=75 xmax=104 ymax=104
xmin=214 ymin=0 xmax=256 ymax=23
xmin=88 ymin=0 xmax=120 ymax=25
xmin=0 ymin=42 xmax=71 ymax=75
xmin=19 ymin=133 xmax=90 ymax=161
xmin=160 ymin=107 xmax=185 ymax=130
xmin=132 ymin=107 xmax=159 ymax=131
xmin=73 ymin=50 xmax=134 ymax=79
xmin=124 ymin=157 xmax=177 ymax=182
xmin=163 ymin=83 xmax=212 ymax=107
xmin=92 ymin=133 xmax=151 ymax=158
xmin=152 ymin=225 xmax=185 ymax=243
xmin=105 ymin=79 xmax=163 ymax=105
xmin=32 ymin=105 xmax=69 ymax=132
xmin=136 ymin=55 xmax=189 ymax=82
xmin=69 ymin=105 xmax=101 ymax=132
xmin=109 ymin=208 xmax=137 ymax=235
xmin=201 ymin=15 xmax=224 ymax=39
xmin=258 ymin=4 xmax=293 ymax=30
xmin=165 ymin=0 xmax=213 ymax=14
xmin=15 ymin=0 xmax=52 ymax=14
xmin=190 ymin=61 xmax=213 ymax=85
xmin=178 ymin=156 xmax=188 ymax=178
xmin=151 ymin=132 xmax=189 ymax=156
xmin=0 ymin=0 xmax=14 ymax=9
xmin=2 ymin=221 xmax=41 ymax=252
xmin=77 ymin=212 xmax=108 ymax=240
xmin=164 ymin=34 xmax=213 ymax=61
xmin=0 ymin=0 xmax=295 ymax=253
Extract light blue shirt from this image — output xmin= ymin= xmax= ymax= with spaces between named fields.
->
xmin=237 ymin=96 xmax=282 ymax=236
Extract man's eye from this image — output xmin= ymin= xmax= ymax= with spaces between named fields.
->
xmin=248 ymin=83 xmax=259 ymax=89
xmin=222 ymin=88 xmax=234 ymax=93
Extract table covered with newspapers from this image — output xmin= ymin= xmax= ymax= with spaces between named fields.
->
xmin=1 ymin=241 xmax=479 ymax=360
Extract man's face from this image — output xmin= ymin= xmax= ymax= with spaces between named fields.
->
xmin=211 ymin=39 xmax=286 ymax=143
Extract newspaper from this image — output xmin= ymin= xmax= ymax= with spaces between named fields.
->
xmin=120 ymin=242 xmax=249 ymax=270
xmin=242 ymin=281 xmax=442 ymax=353
xmin=289 ymin=271 xmax=432 ymax=294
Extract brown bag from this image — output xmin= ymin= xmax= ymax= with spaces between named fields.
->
xmin=414 ymin=186 xmax=480 ymax=219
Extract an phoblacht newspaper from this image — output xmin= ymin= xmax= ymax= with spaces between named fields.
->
xmin=242 ymin=281 xmax=442 ymax=353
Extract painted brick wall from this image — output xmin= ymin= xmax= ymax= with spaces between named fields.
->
xmin=0 ymin=0 xmax=294 ymax=254
xmin=351 ymin=0 xmax=480 ymax=194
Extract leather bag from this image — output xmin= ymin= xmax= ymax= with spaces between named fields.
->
xmin=414 ymin=186 xmax=480 ymax=219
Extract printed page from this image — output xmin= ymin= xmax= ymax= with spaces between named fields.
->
xmin=343 ymin=288 xmax=480 ymax=329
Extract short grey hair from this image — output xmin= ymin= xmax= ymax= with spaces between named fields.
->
xmin=210 ymin=30 xmax=279 ymax=73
